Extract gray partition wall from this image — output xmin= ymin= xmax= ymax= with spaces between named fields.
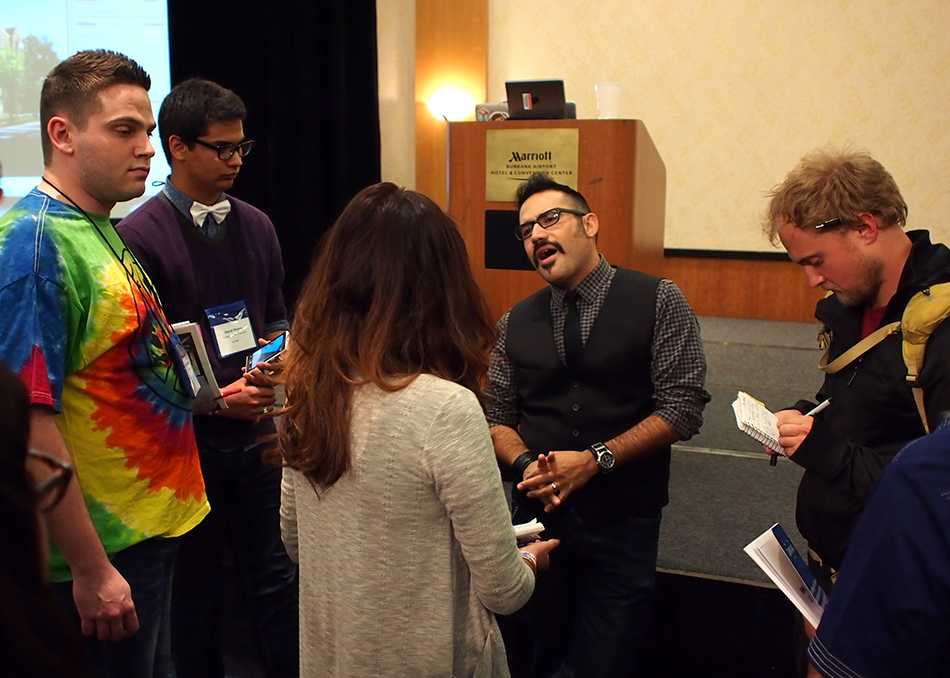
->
xmin=658 ymin=316 xmax=822 ymax=585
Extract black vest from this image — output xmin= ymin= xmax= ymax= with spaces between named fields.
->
xmin=506 ymin=268 xmax=669 ymax=522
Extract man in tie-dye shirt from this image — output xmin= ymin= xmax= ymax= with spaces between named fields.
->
xmin=0 ymin=50 xmax=208 ymax=678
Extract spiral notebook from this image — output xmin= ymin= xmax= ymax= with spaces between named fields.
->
xmin=732 ymin=391 xmax=782 ymax=454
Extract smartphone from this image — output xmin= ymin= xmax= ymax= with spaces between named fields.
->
xmin=245 ymin=331 xmax=288 ymax=370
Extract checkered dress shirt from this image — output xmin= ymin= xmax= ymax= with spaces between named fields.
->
xmin=486 ymin=255 xmax=709 ymax=439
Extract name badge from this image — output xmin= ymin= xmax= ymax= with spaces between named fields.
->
xmin=205 ymin=301 xmax=256 ymax=358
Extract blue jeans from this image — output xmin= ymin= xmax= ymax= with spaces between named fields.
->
xmin=172 ymin=443 xmax=298 ymax=678
xmin=54 ymin=536 xmax=179 ymax=678
xmin=499 ymin=509 xmax=662 ymax=678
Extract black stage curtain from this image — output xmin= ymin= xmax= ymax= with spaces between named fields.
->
xmin=168 ymin=1 xmax=381 ymax=309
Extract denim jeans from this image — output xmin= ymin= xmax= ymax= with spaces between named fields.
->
xmin=499 ymin=509 xmax=662 ymax=678
xmin=172 ymin=443 xmax=299 ymax=678
xmin=54 ymin=536 xmax=179 ymax=678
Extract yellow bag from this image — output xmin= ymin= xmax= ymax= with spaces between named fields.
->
xmin=819 ymin=282 xmax=950 ymax=433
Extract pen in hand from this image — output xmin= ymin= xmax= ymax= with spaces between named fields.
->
xmin=770 ymin=398 xmax=831 ymax=466
xmin=805 ymin=399 xmax=832 ymax=417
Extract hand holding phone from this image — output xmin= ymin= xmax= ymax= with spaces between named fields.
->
xmin=245 ymin=332 xmax=288 ymax=371
xmin=244 ymin=333 xmax=289 ymax=410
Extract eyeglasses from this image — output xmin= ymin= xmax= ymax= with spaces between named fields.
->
xmin=27 ymin=449 xmax=74 ymax=513
xmin=515 ymin=207 xmax=589 ymax=241
xmin=192 ymin=138 xmax=256 ymax=161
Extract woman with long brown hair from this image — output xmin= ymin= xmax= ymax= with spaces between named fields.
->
xmin=278 ymin=183 xmax=557 ymax=677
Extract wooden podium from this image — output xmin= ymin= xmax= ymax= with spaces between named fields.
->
xmin=447 ymin=119 xmax=667 ymax=320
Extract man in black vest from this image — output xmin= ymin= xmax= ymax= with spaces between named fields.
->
xmin=488 ymin=173 xmax=709 ymax=677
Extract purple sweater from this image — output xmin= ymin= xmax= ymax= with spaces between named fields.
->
xmin=118 ymin=193 xmax=288 ymax=449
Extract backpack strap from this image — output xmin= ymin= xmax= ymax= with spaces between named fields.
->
xmin=910 ymin=386 xmax=929 ymax=434
xmin=818 ymin=319 xmax=930 ymax=433
xmin=900 ymin=283 xmax=950 ymax=433
xmin=819 ymin=321 xmax=901 ymax=374
xmin=820 ymin=284 xmax=950 ymax=435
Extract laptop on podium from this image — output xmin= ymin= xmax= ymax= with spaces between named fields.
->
xmin=505 ymin=80 xmax=574 ymax=119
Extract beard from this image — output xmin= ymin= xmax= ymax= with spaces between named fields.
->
xmin=832 ymin=255 xmax=885 ymax=308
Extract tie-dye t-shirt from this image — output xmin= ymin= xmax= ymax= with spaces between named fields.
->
xmin=0 ymin=189 xmax=209 ymax=582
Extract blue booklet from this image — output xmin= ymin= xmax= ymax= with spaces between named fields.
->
xmin=744 ymin=522 xmax=827 ymax=628
xmin=771 ymin=523 xmax=829 ymax=608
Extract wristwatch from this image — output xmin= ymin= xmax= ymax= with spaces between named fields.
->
xmin=588 ymin=442 xmax=615 ymax=473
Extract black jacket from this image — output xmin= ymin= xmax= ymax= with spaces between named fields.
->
xmin=793 ymin=230 xmax=950 ymax=569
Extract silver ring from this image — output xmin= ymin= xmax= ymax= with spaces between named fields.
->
xmin=550 ymin=481 xmax=560 ymax=496
xmin=262 ymin=406 xmax=273 ymax=414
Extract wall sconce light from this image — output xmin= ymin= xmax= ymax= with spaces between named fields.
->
xmin=426 ymin=85 xmax=476 ymax=121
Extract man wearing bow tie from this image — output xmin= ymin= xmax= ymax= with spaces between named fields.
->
xmin=117 ymin=78 xmax=298 ymax=678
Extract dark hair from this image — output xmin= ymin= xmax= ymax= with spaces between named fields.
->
xmin=0 ymin=364 xmax=42 ymax=588
xmin=40 ymin=50 xmax=150 ymax=165
xmin=158 ymin=78 xmax=247 ymax=162
xmin=0 ymin=363 xmax=91 ymax=677
xmin=277 ymin=183 xmax=496 ymax=489
xmin=516 ymin=172 xmax=590 ymax=213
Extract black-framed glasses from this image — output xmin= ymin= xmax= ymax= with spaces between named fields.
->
xmin=27 ymin=449 xmax=74 ymax=513
xmin=516 ymin=207 xmax=589 ymax=241
xmin=192 ymin=138 xmax=255 ymax=160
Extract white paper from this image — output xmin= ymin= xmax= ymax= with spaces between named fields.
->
xmin=733 ymin=391 xmax=783 ymax=454
xmin=211 ymin=316 xmax=256 ymax=357
xmin=513 ymin=519 xmax=545 ymax=542
xmin=744 ymin=525 xmax=824 ymax=628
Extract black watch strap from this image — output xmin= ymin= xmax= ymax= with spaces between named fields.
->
xmin=510 ymin=449 xmax=541 ymax=482
xmin=588 ymin=441 xmax=616 ymax=473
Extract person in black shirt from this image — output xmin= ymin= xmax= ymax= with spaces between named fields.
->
xmin=764 ymin=148 xmax=950 ymax=631
xmin=487 ymin=173 xmax=709 ymax=677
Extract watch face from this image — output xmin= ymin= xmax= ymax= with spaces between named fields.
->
xmin=591 ymin=443 xmax=615 ymax=471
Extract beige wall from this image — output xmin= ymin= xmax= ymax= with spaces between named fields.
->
xmin=489 ymin=0 xmax=950 ymax=251
xmin=377 ymin=0 xmax=416 ymax=188
xmin=377 ymin=1 xmax=950 ymax=251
